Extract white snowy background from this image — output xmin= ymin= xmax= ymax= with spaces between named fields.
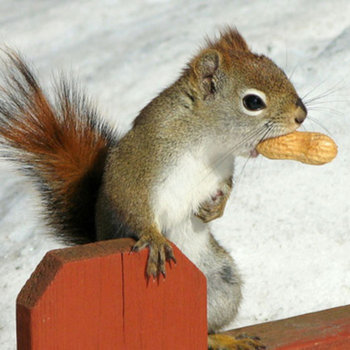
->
xmin=1 ymin=0 xmax=350 ymax=348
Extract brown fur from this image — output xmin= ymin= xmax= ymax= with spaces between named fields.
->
xmin=206 ymin=27 xmax=250 ymax=54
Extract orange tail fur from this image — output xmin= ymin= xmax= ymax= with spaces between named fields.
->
xmin=0 ymin=52 xmax=116 ymax=242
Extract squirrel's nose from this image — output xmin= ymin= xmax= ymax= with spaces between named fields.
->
xmin=295 ymin=98 xmax=307 ymax=124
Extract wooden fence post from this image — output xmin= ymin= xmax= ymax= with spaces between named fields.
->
xmin=16 ymin=238 xmax=207 ymax=350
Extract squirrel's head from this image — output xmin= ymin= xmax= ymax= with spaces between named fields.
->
xmin=188 ymin=28 xmax=307 ymax=154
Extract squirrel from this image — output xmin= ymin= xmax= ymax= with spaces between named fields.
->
xmin=0 ymin=28 xmax=306 ymax=350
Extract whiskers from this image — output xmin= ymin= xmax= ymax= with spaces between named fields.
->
xmin=303 ymin=116 xmax=331 ymax=134
xmin=303 ymin=79 xmax=347 ymax=112
xmin=233 ymin=122 xmax=277 ymax=188
xmin=198 ymin=121 xmax=276 ymax=187
xmin=302 ymin=78 xmax=348 ymax=134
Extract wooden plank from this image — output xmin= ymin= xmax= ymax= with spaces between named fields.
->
xmin=122 ymin=243 xmax=207 ymax=349
xmin=17 ymin=239 xmax=128 ymax=350
xmin=225 ymin=305 xmax=350 ymax=349
xmin=16 ymin=238 xmax=207 ymax=350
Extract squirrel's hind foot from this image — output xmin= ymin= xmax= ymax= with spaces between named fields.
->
xmin=208 ymin=333 xmax=266 ymax=350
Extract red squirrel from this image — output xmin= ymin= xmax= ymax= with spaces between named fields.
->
xmin=0 ymin=28 xmax=306 ymax=349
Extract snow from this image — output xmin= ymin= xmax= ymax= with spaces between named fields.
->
xmin=1 ymin=0 xmax=350 ymax=348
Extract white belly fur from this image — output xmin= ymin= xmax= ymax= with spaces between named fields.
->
xmin=151 ymin=149 xmax=234 ymax=266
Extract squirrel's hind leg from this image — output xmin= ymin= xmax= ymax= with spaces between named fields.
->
xmin=206 ymin=234 xmax=241 ymax=332
xmin=206 ymin=236 xmax=265 ymax=349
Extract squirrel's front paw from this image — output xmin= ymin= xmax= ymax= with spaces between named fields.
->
xmin=132 ymin=233 xmax=176 ymax=278
xmin=196 ymin=190 xmax=228 ymax=223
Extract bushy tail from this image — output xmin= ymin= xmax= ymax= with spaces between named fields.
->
xmin=0 ymin=52 xmax=116 ymax=243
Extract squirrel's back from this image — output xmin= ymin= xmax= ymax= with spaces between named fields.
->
xmin=0 ymin=52 xmax=116 ymax=243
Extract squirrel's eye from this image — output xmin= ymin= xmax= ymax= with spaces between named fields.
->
xmin=243 ymin=94 xmax=266 ymax=111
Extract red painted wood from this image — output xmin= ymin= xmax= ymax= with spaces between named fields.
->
xmin=122 ymin=243 xmax=207 ymax=349
xmin=225 ymin=305 xmax=350 ymax=349
xmin=17 ymin=235 xmax=350 ymax=349
xmin=16 ymin=238 xmax=207 ymax=350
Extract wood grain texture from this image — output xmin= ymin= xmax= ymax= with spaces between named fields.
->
xmin=226 ymin=305 xmax=350 ymax=349
xmin=16 ymin=238 xmax=207 ymax=350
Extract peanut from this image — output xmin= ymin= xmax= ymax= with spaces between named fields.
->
xmin=256 ymin=131 xmax=337 ymax=165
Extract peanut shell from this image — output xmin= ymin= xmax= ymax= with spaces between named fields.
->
xmin=256 ymin=131 xmax=337 ymax=165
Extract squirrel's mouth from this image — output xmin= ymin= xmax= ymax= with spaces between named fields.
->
xmin=250 ymin=148 xmax=259 ymax=158
xmin=250 ymin=124 xmax=299 ymax=158
xmin=246 ymin=124 xmax=296 ymax=159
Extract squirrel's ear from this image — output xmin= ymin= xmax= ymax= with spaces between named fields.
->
xmin=191 ymin=49 xmax=222 ymax=97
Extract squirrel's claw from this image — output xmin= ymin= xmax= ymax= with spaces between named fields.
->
xmin=164 ymin=244 xmax=176 ymax=264
xmin=131 ymin=239 xmax=148 ymax=252
xmin=132 ymin=234 xmax=175 ymax=278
